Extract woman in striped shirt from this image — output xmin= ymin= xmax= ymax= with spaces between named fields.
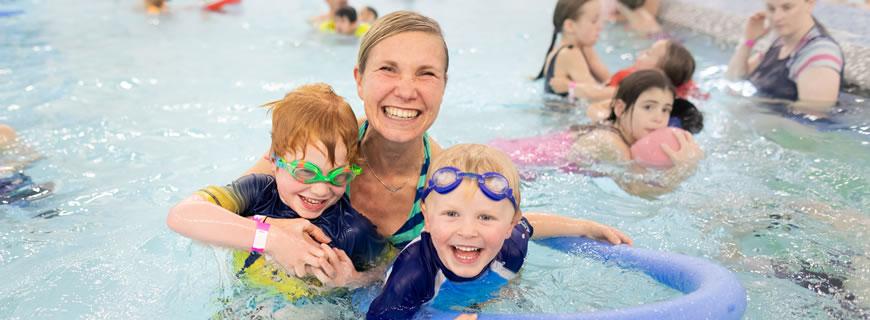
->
xmin=727 ymin=0 xmax=844 ymax=112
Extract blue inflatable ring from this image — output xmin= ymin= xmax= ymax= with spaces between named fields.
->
xmin=424 ymin=236 xmax=747 ymax=320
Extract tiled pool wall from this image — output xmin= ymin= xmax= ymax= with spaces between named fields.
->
xmin=659 ymin=0 xmax=870 ymax=90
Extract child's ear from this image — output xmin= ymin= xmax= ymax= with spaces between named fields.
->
xmin=613 ymin=99 xmax=627 ymax=117
xmin=562 ymin=19 xmax=575 ymax=34
xmin=505 ymin=212 xmax=521 ymax=239
xmin=421 ymin=202 xmax=430 ymax=231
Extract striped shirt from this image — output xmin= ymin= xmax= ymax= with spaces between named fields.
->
xmin=785 ymin=26 xmax=844 ymax=81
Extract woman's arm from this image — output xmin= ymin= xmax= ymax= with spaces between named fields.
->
xmin=524 ymin=212 xmax=633 ymax=245
xmin=243 ymin=151 xmax=273 ymax=176
xmin=727 ymin=11 xmax=769 ymax=79
xmin=794 ymin=67 xmax=840 ymax=110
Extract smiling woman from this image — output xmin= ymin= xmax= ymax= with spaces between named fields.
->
xmin=243 ymin=11 xmax=630 ymax=275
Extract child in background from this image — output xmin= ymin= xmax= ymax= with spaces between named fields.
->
xmin=492 ymin=71 xmax=704 ymax=198
xmin=1 ymin=124 xmax=53 ymax=205
xmin=359 ymin=6 xmax=378 ymax=24
xmin=144 ymin=0 xmax=166 ymax=14
xmin=167 ymin=83 xmax=385 ymax=300
xmin=611 ymin=0 xmax=662 ymax=35
xmin=311 ymin=0 xmax=348 ymax=26
xmin=367 ymin=144 xmax=632 ymax=319
xmin=536 ymin=0 xmax=615 ymax=101
xmin=585 ymin=39 xmax=706 ymax=122
xmin=333 ymin=6 xmax=372 ymax=38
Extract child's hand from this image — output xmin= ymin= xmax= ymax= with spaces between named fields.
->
xmin=548 ymin=76 xmax=573 ymax=94
xmin=454 ymin=314 xmax=478 ymax=320
xmin=266 ymin=218 xmax=331 ymax=277
xmin=310 ymin=243 xmax=359 ymax=288
xmin=582 ymin=220 xmax=634 ymax=246
xmin=661 ymin=129 xmax=704 ymax=167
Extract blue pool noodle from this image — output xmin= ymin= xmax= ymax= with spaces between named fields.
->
xmin=424 ymin=236 xmax=747 ymax=320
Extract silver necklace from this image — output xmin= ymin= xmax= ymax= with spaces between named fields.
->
xmin=363 ymin=147 xmax=406 ymax=193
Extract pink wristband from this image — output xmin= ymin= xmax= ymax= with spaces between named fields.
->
xmin=251 ymin=219 xmax=270 ymax=253
xmin=744 ymin=39 xmax=756 ymax=48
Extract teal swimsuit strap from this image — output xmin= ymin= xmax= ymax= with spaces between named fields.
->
xmin=356 ymin=121 xmax=430 ymax=247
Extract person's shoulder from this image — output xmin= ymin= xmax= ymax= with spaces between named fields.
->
xmin=497 ymin=217 xmax=533 ymax=273
xmin=576 ymin=126 xmax=631 ymax=162
xmin=791 ymin=35 xmax=844 ymax=77
xmin=386 ymin=236 xmax=435 ymax=284
xmin=235 ymin=173 xmax=276 ymax=189
xmin=557 ymin=46 xmax=584 ymax=63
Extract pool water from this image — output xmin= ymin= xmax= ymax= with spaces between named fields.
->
xmin=1 ymin=0 xmax=868 ymax=319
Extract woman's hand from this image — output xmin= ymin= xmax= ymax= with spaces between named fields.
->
xmin=661 ymin=130 xmax=704 ymax=168
xmin=309 ymin=244 xmax=360 ymax=289
xmin=266 ymin=218 xmax=332 ymax=277
xmin=745 ymin=11 xmax=770 ymax=41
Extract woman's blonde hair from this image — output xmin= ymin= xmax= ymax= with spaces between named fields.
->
xmin=427 ymin=144 xmax=522 ymax=217
xmin=356 ymin=11 xmax=448 ymax=74
xmin=264 ymin=83 xmax=359 ymax=166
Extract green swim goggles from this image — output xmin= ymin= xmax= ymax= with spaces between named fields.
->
xmin=273 ymin=155 xmax=362 ymax=187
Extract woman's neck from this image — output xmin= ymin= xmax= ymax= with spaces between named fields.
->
xmin=361 ymin=130 xmax=424 ymax=177
xmin=780 ymin=17 xmax=816 ymax=49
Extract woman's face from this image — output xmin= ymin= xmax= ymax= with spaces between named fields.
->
xmin=567 ymin=0 xmax=603 ymax=46
xmin=635 ymin=40 xmax=668 ymax=70
xmin=616 ymin=87 xmax=674 ymax=144
xmin=765 ymin=0 xmax=814 ymax=37
xmin=354 ymin=31 xmax=447 ymax=144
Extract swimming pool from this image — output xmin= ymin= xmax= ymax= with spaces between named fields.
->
xmin=1 ymin=0 xmax=867 ymax=319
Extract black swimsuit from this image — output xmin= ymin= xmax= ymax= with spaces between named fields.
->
xmin=544 ymin=45 xmax=574 ymax=96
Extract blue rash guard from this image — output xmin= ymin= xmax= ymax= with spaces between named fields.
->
xmin=367 ymin=217 xmax=533 ymax=320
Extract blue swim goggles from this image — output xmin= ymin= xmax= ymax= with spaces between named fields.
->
xmin=421 ymin=166 xmax=518 ymax=210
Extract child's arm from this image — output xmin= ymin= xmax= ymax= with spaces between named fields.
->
xmin=166 ymin=176 xmax=332 ymax=276
xmin=309 ymin=213 xmax=388 ymax=288
xmin=524 ymin=212 xmax=633 ymax=245
xmin=168 ymin=196 xmax=332 ymax=276
xmin=582 ymin=46 xmax=611 ymax=83
xmin=367 ymin=245 xmax=434 ymax=320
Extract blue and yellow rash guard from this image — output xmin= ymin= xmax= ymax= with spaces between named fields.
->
xmin=366 ymin=218 xmax=533 ymax=320
xmin=196 ymin=174 xmax=386 ymax=300
xmin=318 ymin=19 xmax=371 ymax=38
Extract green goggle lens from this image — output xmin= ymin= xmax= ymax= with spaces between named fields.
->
xmin=275 ymin=157 xmax=361 ymax=187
